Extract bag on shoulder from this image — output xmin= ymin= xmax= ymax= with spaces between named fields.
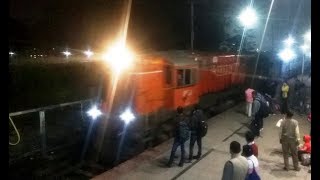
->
xmin=246 ymin=160 xmax=261 ymax=180
xmin=257 ymin=99 xmax=270 ymax=118
xmin=246 ymin=169 xmax=261 ymax=180
xmin=194 ymin=110 xmax=208 ymax=137
xmin=199 ymin=120 xmax=208 ymax=137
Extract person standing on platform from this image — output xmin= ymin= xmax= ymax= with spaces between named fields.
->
xmin=245 ymin=88 xmax=255 ymax=117
xmin=222 ymin=141 xmax=249 ymax=180
xmin=251 ymin=91 xmax=268 ymax=136
xmin=167 ymin=107 xmax=190 ymax=167
xmin=188 ymin=104 xmax=206 ymax=162
xmin=279 ymin=111 xmax=301 ymax=171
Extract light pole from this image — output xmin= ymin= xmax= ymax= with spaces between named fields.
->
xmin=250 ymin=0 xmax=275 ymax=87
xmin=278 ymin=36 xmax=297 ymax=78
xmin=190 ymin=0 xmax=194 ymax=52
xmin=237 ymin=5 xmax=258 ymax=86
xmin=300 ymin=44 xmax=309 ymax=75
xmin=238 ymin=6 xmax=257 ymax=29
xmin=238 ymin=6 xmax=257 ymax=51
xmin=300 ymin=30 xmax=311 ymax=76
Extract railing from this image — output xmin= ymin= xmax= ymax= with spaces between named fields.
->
xmin=9 ymin=99 xmax=94 ymax=161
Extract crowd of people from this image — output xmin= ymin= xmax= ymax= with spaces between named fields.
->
xmin=165 ymin=82 xmax=311 ymax=179
xmin=222 ymin=138 xmax=259 ymax=180
xmin=221 ymin=111 xmax=311 ymax=180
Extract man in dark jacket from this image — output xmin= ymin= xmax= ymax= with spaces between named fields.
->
xmin=167 ymin=106 xmax=190 ymax=167
xmin=188 ymin=104 xmax=205 ymax=162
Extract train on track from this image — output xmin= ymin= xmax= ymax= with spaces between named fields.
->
xmin=91 ymin=50 xmax=254 ymax=165
xmin=10 ymin=50 xmax=259 ymax=178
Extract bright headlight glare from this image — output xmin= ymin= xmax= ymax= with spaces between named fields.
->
xmin=102 ymin=42 xmax=134 ymax=73
xmin=87 ymin=105 xmax=102 ymax=120
xmin=120 ymin=109 xmax=135 ymax=124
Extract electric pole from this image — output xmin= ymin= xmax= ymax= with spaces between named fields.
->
xmin=191 ymin=0 xmax=194 ymax=52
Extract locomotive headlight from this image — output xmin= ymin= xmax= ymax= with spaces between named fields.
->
xmin=87 ymin=105 xmax=102 ymax=120
xmin=102 ymin=41 xmax=135 ymax=73
xmin=120 ymin=109 xmax=135 ymax=124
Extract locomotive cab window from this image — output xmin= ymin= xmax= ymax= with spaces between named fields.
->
xmin=177 ymin=68 xmax=196 ymax=87
xmin=164 ymin=65 xmax=172 ymax=85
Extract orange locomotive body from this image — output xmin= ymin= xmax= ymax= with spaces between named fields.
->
xmin=96 ymin=50 xmax=248 ymax=164
xmin=131 ymin=50 xmax=246 ymax=116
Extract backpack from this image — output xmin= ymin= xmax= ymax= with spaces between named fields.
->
xmin=194 ymin=110 xmax=208 ymax=137
xmin=199 ymin=120 xmax=208 ymax=137
xmin=256 ymin=99 xmax=269 ymax=118
xmin=246 ymin=160 xmax=261 ymax=180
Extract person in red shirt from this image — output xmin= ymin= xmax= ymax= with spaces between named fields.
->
xmin=307 ymin=113 xmax=311 ymax=173
xmin=298 ymin=135 xmax=311 ymax=161
xmin=245 ymin=131 xmax=258 ymax=157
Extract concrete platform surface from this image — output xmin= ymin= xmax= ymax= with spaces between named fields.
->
xmin=92 ymin=103 xmax=311 ymax=180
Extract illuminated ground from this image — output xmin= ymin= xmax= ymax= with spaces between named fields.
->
xmin=92 ymin=102 xmax=311 ymax=180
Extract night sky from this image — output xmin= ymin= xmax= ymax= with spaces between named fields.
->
xmin=9 ymin=0 xmax=311 ymax=52
xmin=9 ymin=0 xmax=229 ymax=51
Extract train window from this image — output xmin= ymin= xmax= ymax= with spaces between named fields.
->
xmin=192 ymin=69 xmax=197 ymax=83
xmin=177 ymin=69 xmax=184 ymax=86
xmin=177 ymin=69 xmax=196 ymax=87
xmin=165 ymin=65 xmax=172 ymax=85
xmin=185 ymin=69 xmax=191 ymax=84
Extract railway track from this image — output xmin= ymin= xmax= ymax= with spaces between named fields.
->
xmin=9 ymin=86 xmax=245 ymax=179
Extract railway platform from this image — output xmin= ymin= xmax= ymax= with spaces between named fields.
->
xmin=92 ymin=103 xmax=311 ymax=180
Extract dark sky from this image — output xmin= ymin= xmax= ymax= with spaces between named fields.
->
xmin=9 ymin=0 xmax=228 ymax=51
xmin=9 ymin=0 xmax=311 ymax=52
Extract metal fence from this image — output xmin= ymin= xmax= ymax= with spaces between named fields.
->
xmin=9 ymin=99 xmax=94 ymax=165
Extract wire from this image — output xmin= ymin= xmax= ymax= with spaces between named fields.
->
xmin=9 ymin=116 xmax=21 ymax=146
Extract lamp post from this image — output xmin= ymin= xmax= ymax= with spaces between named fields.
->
xmin=300 ymin=44 xmax=309 ymax=75
xmin=277 ymin=35 xmax=297 ymax=78
xmin=238 ymin=6 xmax=258 ymax=52
xmin=300 ymin=30 xmax=311 ymax=76
xmin=238 ymin=6 xmax=258 ymax=29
